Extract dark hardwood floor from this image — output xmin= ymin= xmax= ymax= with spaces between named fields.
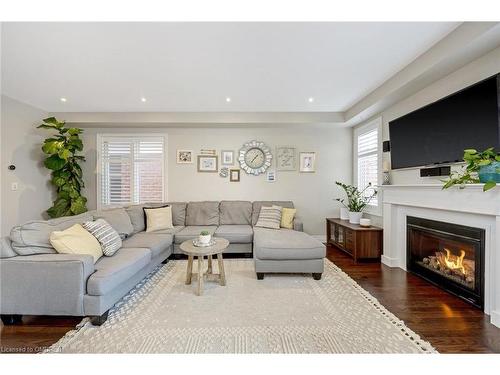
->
xmin=326 ymin=245 xmax=500 ymax=353
xmin=1 ymin=247 xmax=499 ymax=353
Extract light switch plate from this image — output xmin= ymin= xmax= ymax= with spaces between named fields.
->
xmin=11 ymin=182 xmax=18 ymax=191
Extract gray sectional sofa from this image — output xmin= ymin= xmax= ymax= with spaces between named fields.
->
xmin=0 ymin=200 xmax=325 ymax=326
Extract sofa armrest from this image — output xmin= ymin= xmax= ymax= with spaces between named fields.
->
xmin=1 ymin=237 xmax=17 ymax=258
xmin=0 ymin=253 xmax=95 ymax=316
xmin=293 ymin=218 xmax=304 ymax=232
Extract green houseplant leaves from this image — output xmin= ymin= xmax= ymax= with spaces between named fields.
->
xmin=443 ymin=148 xmax=499 ymax=192
xmin=38 ymin=117 xmax=88 ymax=218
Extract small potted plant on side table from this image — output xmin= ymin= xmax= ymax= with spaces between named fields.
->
xmin=198 ymin=230 xmax=212 ymax=245
xmin=335 ymin=181 xmax=377 ymax=224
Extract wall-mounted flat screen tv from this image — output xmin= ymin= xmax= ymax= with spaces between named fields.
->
xmin=389 ymin=75 xmax=500 ymax=170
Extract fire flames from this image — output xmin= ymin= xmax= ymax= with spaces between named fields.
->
xmin=438 ymin=248 xmax=466 ymax=275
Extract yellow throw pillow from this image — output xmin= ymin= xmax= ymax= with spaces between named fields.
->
xmin=144 ymin=205 xmax=174 ymax=232
xmin=50 ymin=224 xmax=103 ymax=263
xmin=281 ymin=208 xmax=297 ymax=229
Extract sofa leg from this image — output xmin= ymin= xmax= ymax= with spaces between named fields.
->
xmin=256 ymin=272 xmax=264 ymax=280
xmin=312 ymin=273 xmax=322 ymax=280
xmin=1 ymin=314 xmax=23 ymax=325
xmin=90 ymin=310 xmax=109 ymax=326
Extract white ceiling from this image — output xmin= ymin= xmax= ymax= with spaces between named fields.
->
xmin=1 ymin=22 xmax=459 ymax=113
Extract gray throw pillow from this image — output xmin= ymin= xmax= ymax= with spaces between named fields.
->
xmin=83 ymin=219 xmax=122 ymax=256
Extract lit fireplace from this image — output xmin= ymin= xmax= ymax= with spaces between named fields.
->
xmin=407 ymin=217 xmax=485 ymax=309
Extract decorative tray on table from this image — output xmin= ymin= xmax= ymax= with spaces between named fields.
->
xmin=192 ymin=238 xmax=216 ymax=247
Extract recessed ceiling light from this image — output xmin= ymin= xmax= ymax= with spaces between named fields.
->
xmin=60 ymin=97 xmax=67 ymax=102
xmin=226 ymin=97 xmax=231 ymax=102
xmin=308 ymin=97 xmax=314 ymax=103
xmin=141 ymin=97 xmax=147 ymax=102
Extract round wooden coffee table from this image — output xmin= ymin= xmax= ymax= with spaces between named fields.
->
xmin=179 ymin=237 xmax=229 ymax=296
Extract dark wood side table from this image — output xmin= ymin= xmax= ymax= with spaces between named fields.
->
xmin=326 ymin=218 xmax=383 ymax=262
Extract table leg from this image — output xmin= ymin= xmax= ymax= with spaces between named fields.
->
xmin=207 ymin=254 xmax=213 ymax=274
xmin=217 ymin=253 xmax=226 ymax=286
xmin=197 ymin=256 xmax=204 ymax=296
xmin=185 ymin=255 xmax=193 ymax=284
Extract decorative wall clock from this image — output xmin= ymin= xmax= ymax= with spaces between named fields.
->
xmin=238 ymin=140 xmax=273 ymax=175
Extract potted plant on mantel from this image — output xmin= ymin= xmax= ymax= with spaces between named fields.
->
xmin=335 ymin=181 xmax=377 ymax=224
xmin=443 ymin=148 xmax=500 ymax=192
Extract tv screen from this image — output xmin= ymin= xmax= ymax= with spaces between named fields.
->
xmin=389 ymin=75 xmax=500 ymax=170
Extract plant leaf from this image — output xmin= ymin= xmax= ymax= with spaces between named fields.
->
xmin=477 ymin=159 xmax=491 ymax=166
xmin=44 ymin=155 xmax=66 ymax=170
xmin=42 ymin=140 xmax=63 ymax=154
xmin=58 ymin=148 xmax=72 ymax=160
xmin=483 ymin=181 xmax=497 ymax=192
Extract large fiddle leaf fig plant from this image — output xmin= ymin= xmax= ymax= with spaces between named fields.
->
xmin=38 ymin=117 xmax=87 ymax=218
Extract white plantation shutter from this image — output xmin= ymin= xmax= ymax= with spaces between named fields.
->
xmin=99 ymin=136 xmax=165 ymax=207
xmin=357 ymin=128 xmax=378 ymax=206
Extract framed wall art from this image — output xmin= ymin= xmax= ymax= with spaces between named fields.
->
xmin=176 ymin=150 xmax=193 ymax=164
xmin=276 ymin=146 xmax=296 ymax=171
xmin=197 ymin=155 xmax=218 ymax=172
xmin=229 ymin=169 xmax=240 ymax=182
xmin=221 ymin=150 xmax=234 ymax=166
xmin=299 ymin=152 xmax=316 ymax=173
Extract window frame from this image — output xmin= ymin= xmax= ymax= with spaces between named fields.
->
xmin=96 ymin=133 xmax=168 ymax=210
xmin=353 ymin=117 xmax=382 ymax=216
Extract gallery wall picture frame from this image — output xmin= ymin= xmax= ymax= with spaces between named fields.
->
xmin=266 ymin=169 xmax=276 ymax=182
xmin=276 ymin=146 xmax=296 ymax=171
xmin=197 ymin=155 xmax=218 ymax=172
xmin=299 ymin=152 xmax=316 ymax=173
xmin=229 ymin=169 xmax=240 ymax=182
xmin=177 ymin=150 xmax=193 ymax=164
xmin=221 ymin=150 xmax=234 ymax=166
xmin=200 ymin=149 xmax=216 ymax=156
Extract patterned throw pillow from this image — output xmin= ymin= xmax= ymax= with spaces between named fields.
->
xmin=82 ymin=219 xmax=122 ymax=256
xmin=255 ymin=205 xmax=283 ymax=230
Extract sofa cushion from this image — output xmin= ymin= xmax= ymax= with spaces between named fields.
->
xmin=253 ymin=227 xmax=325 ymax=260
xmin=144 ymin=206 xmax=174 ymax=232
xmin=252 ymin=201 xmax=294 ymax=225
xmin=255 ymin=205 xmax=283 ymax=230
xmin=174 ymin=226 xmax=217 ymax=244
xmin=215 ymin=225 xmax=253 ymax=243
xmin=219 ymin=201 xmax=252 ymax=225
xmin=121 ymin=232 xmax=173 ymax=257
xmin=49 ymin=224 xmax=103 ymax=263
xmin=125 ymin=204 xmax=146 ymax=233
xmin=146 ymin=202 xmax=187 ymax=226
xmin=186 ymin=201 xmax=220 ymax=226
xmin=87 ymin=247 xmax=151 ymax=296
xmin=10 ymin=212 xmax=93 ymax=255
xmin=93 ymin=208 xmax=134 ymax=239
xmin=82 ymin=219 xmax=122 ymax=257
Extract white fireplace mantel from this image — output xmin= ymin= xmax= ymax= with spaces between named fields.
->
xmin=381 ymin=184 xmax=500 ymax=328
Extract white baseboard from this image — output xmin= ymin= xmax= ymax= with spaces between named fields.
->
xmin=490 ymin=310 xmax=500 ymax=329
xmin=381 ymin=255 xmax=399 ymax=268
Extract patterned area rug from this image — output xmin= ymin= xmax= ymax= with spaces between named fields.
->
xmin=45 ymin=259 xmax=437 ymax=353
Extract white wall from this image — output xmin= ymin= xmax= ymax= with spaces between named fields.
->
xmin=80 ymin=126 xmax=352 ymax=235
xmin=355 ymin=44 xmax=500 ymax=187
xmin=1 ymin=95 xmax=51 ymax=235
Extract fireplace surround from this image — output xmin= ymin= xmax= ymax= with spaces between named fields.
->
xmin=406 ymin=216 xmax=485 ymax=309
xmin=381 ymin=184 xmax=500 ymax=328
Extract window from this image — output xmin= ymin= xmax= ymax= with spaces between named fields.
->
xmin=97 ymin=135 xmax=166 ymax=208
xmin=354 ymin=118 xmax=381 ymax=211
